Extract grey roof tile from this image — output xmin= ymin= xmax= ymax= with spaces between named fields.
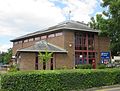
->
xmin=11 ymin=20 xmax=99 ymax=41
xmin=17 ymin=40 xmax=67 ymax=53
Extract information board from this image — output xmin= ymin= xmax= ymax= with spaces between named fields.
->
xmin=101 ymin=52 xmax=110 ymax=59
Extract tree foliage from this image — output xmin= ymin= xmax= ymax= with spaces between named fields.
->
xmin=89 ymin=0 xmax=120 ymax=55
xmin=38 ymin=50 xmax=53 ymax=70
xmin=0 ymin=48 xmax=12 ymax=64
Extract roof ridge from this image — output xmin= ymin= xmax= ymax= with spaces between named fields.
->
xmin=11 ymin=20 xmax=99 ymax=42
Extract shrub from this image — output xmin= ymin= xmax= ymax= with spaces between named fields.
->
xmin=97 ymin=64 xmax=106 ymax=69
xmin=76 ymin=64 xmax=92 ymax=69
xmin=1 ymin=69 xmax=120 ymax=91
xmin=8 ymin=64 xmax=18 ymax=72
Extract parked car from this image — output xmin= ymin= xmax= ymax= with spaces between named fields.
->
xmin=106 ymin=63 xmax=115 ymax=68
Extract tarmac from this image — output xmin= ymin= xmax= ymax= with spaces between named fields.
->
xmin=84 ymin=84 xmax=120 ymax=91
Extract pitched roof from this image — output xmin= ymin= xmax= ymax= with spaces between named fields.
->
xmin=17 ymin=40 xmax=67 ymax=53
xmin=11 ymin=20 xmax=99 ymax=42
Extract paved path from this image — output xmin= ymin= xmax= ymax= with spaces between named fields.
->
xmin=0 ymin=71 xmax=7 ymax=74
xmin=96 ymin=87 xmax=120 ymax=91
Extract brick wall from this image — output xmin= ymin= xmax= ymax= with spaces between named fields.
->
xmin=12 ymin=43 xmax=23 ymax=55
xmin=54 ymin=53 xmax=66 ymax=69
xmin=18 ymin=53 xmax=36 ymax=70
xmin=12 ymin=34 xmax=64 ymax=55
xmin=98 ymin=36 xmax=110 ymax=51
xmin=95 ymin=35 xmax=110 ymax=64
xmin=64 ymin=30 xmax=75 ymax=68
xmin=12 ymin=41 xmax=35 ymax=55
xmin=94 ymin=33 xmax=99 ymax=64
xmin=13 ymin=30 xmax=110 ymax=70
xmin=47 ymin=35 xmax=64 ymax=49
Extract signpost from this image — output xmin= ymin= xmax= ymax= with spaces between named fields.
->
xmin=101 ymin=52 xmax=110 ymax=59
xmin=101 ymin=52 xmax=110 ymax=64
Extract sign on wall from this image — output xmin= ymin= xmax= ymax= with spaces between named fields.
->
xmin=101 ymin=52 xmax=110 ymax=59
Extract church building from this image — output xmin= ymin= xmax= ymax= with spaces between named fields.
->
xmin=11 ymin=20 xmax=110 ymax=70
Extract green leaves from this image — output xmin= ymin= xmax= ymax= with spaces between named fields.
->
xmin=38 ymin=50 xmax=53 ymax=70
xmin=1 ymin=69 xmax=120 ymax=91
xmin=0 ymin=48 xmax=12 ymax=64
xmin=38 ymin=50 xmax=53 ymax=63
xmin=89 ymin=0 xmax=120 ymax=55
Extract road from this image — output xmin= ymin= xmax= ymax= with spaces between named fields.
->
xmin=96 ymin=87 xmax=120 ymax=91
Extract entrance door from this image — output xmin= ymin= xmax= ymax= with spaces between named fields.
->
xmin=50 ymin=58 xmax=53 ymax=70
xmin=35 ymin=54 xmax=38 ymax=70
xmin=43 ymin=61 xmax=46 ymax=70
xmin=89 ymin=59 xmax=93 ymax=64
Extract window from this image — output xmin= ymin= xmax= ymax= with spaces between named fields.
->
xmin=75 ymin=32 xmax=95 ymax=65
xmin=79 ymin=59 xmax=83 ymax=64
xmin=88 ymin=33 xmax=94 ymax=50
xmin=35 ymin=55 xmax=38 ymax=70
xmin=75 ymin=33 xmax=87 ymax=50
xmin=35 ymin=37 xmax=40 ymax=41
xmin=24 ymin=39 xmax=28 ymax=43
xmin=83 ymin=52 xmax=87 ymax=58
xmin=19 ymin=41 xmax=22 ymax=43
xmin=55 ymin=32 xmax=63 ymax=36
xmin=75 ymin=53 xmax=80 ymax=65
xmin=29 ymin=38 xmax=34 ymax=42
xmin=41 ymin=35 xmax=47 ymax=40
xmin=14 ymin=42 xmax=18 ymax=45
xmin=75 ymin=52 xmax=87 ymax=64
xmin=88 ymin=52 xmax=95 ymax=58
xmin=83 ymin=59 xmax=87 ymax=64
xmin=88 ymin=39 xmax=94 ymax=50
xmin=88 ymin=33 xmax=94 ymax=38
xmin=48 ymin=34 xmax=55 ymax=38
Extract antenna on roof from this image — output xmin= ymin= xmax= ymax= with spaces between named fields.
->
xmin=63 ymin=0 xmax=74 ymax=21
xmin=68 ymin=10 xmax=71 ymax=21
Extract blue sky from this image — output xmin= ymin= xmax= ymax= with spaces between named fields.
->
xmin=0 ymin=0 xmax=105 ymax=52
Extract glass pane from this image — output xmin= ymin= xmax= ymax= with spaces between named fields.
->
xmin=83 ymin=59 xmax=87 ymax=64
xmin=79 ymin=59 xmax=83 ymax=64
xmin=88 ymin=39 xmax=94 ymax=50
xmin=88 ymin=52 xmax=95 ymax=58
xmin=83 ymin=52 xmax=87 ymax=58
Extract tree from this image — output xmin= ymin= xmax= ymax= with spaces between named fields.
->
xmin=89 ymin=0 xmax=120 ymax=55
xmin=38 ymin=50 xmax=53 ymax=70
xmin=0 ymin=48 xmax=12 ymax=64
xmin=0 ymin=52 xmax=5 ymax=63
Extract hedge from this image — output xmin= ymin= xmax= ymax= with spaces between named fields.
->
xmin=97 ymin=64 xmax=106 ymax=69
xmin=1 ymin=69 xmax=120 ymax=91
xmin=75 ymin=64 xmax=92 ymax=69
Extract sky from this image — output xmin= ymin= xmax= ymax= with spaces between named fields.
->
xmin=0 ymin=0 xmax=104 ymax=52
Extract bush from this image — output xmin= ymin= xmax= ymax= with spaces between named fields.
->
xmin=76 ymin=64 xmax=92 ymax=69
xmin=1 ymin=69 xmax=120 ymax=91
xmin=97 ymin=64 xmax=106 ymax=69
xmin=8 ymin=64 xmax=18 ymax=72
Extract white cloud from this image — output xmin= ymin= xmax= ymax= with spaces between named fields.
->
xmin=0 ymin=0 xmax=66 ymax=51
xmin=62 ymin=0 xmax=98 ymax=23
xmin=100 ymin=0 xmax=103 ymax=3
xmin=0 ymin=0 xmax=99 ymax=51
xmin=0 ymin=43 xmax=12 ymax=52
xmin=0 ymin=0 xmax=65 ymax=37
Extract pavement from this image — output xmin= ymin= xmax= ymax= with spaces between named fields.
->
xmin=95 ymin=87 xmax=120 ymax=91
xmin=84 ymin=85 xmax=120 ymax=91
xmin=0 ymin=71 xmax=7 ymax=74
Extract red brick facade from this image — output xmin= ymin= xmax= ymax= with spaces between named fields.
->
xmin=12 ymin=29 xmax=110 ymax=70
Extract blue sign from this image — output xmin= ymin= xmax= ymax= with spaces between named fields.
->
xmin=101 ymin=52 xmax=110 ymax=59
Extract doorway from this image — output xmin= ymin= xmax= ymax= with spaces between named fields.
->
xmin=35 ymin=53 xmax=38 ymax=70
xmin=89 ymin=59 xmax=93 ymax=64
xmin=50 ymin=58 xmax=53 ymax=70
